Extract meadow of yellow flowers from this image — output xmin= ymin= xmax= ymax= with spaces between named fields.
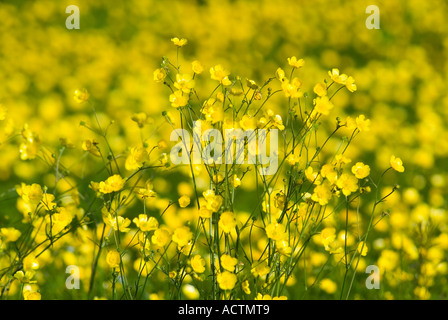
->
xmin=1 ymin=0 xmax=447 ymax=301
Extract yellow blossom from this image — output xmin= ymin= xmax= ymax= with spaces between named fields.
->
xmin=73 ymin=88 xmax=89 ymax=103
xmin=172 ymin=226 xmax=193 ymax=248
xmin=355 ymin=115 xmax=370 ymax=132
xmin=171 ymin=37 xmax=187 ymax=47
xmin=178 ymin=195 xmax=191 ymax=208
xmin=346 ymin=76 xmax=357 ymax=92
xmin=217 ymin=271 xmax=237 ymax=290
xmin=174 ymin=73 xmax=195 ymax=93
xmin=0 ymin=228 xmax=21 ymax=242
xmin=242 ymin=280 xmax=251 ymax=295
xmin=210 ymin=64 xmax=232 ymax=86
xmin=390 ymin=155 xmax=405 ymax=172
xmin=106 ymin=250 xmax=121 ymax=268
xmin=191 ymin=60 xmax=204 ymax=74
xmin=314 ymin=95 xmax=334 ymax=115
xmin=169 ymin=90 xmax=189 ymax=108
xmin=328 ymin=68 xmax=347 ymax=84
xmin=311 ymin=183 xmax=332 ymax=206
xmin=133 ymin=214 xmax=159 ymax=232
xmin=98 ymin=175 xmax=125 ymax=194
xmin=190 ymin=255 xmax=206 ymax=274
xmin=287 ymin=56 xmax=305 ymax=68
xmin=320 ymin=278 xmax=337 ymax=294
xmin=265 ymin=222 xmax=286 ymax=241
xmin=220 ymin=254 xmax=238 ymax=272
xmin=336 ymin=173 xmax=358 ymax=196
xmin=351 ymin=162 xmax=370 ymax=179
xmin=151 ymin=228 xmax=171 ymax=247
xmin=218 ymin=211 xmax=237 ymax=234
xmin=313 ymin=82 xmax=327 ymax=97
xmin=125 ymin=146 xmax=148 ymax=171
xmin=153 ymin=68 xmax=167 ymax=83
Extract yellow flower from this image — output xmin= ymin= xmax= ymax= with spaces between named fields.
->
xmin=320 ymin=278 xmax=337 ymax=294
xmin=305 ymin=166 xmax=321 ymax=185
xmin=125 ymin=146 xmax=148 ymax=171
xmin=276 ymin=67 xmax=286 ymax=82
xmin=378 ymin=249 xmax=399 ymax=272
xmin=106 ymin=250 xmax=121 ymax=268
xmin=133 ymin=214 xmax=159 ymax=232
xmin=73 ymin=88 xmax=89 ymax=103
xmin=169 ymin=90 xmax=189 ymax=108
xmin=82 ymin=139 xmax=100 ymax=157
xmin=153 ymin=68 xmax=167 ymax=83
xmin=23 ymin=254 xmax=39 ymax=272
xmin=414 ymin=286 xmax=430 ymax=300
xmin=131 ymin=112 xmax=149 ymax=128
xmin=239 ymin=115 xmax=257 ymax=130
xmin=313 ymin=82 xmax=327 ymax=97
xmin=281 ymin=78 xmax=302 ymax=98
xmin=198 ymin=198 xmax=213 ymax=219
xmin=313 ymin=96 xmax=334 ymax=115
xmin=336 ymin=173 xmax=358 ymax=196
xmin=182 ymin=284 xmax=200 ymax=299
xmin=178 ymin=195 xmax=191 ymax=208
xmin=220 ymin=254 xmax=238 ymax=272
xmin=265 ymin=222 xmax=286 ymax=242
xmin=190 ymin=255 xmax=206 ymax=274
xmin=174 ymin=73 xmax=195 ymax=93
xmin=17 ymin=183 xmax=43 ymax=205
xmin=151 ymin=228 xmax=171 ymax=247
xmin=287 ymin=56 xmax=305 ymax=68
xmin=217 ymin=271 xmax=237 ymax=290
xmin=99 ymin=175 xmax=125 ymax=194
xmin=171 ymin=37 xmax=188 ymax=47
xmin=205 ymin=193 xmax=223 ymax=213
xmin=355 ymin=114 xmax=370 ymax=132
xmin=242 ymin=280 xmax=251 ymax=295
xmin=332 ymin=154 xmax=352 ymax=166
xmin=107 ymin=215 xmax=131 ymax=233
xmin=23 ymin=284 xmax=41 ymax=300
xmin=351 ymin=162 xmax=370 ymax=179
xmin=286 ymin=153 xmax=301 ymax=166
xmin=344 ymin=116 xmax=357 ymax=131
xmin=246 ymin=79 xmax=259 ymax=90
xmin=0 ymin=228 xmax=21 ymax=242
xmin=172 ymin=226 xmax=193 ymax=248
xmin=219 ymin=211 xmax=237 ymax=234
xmin=232 ymin=175 xmax=241 ymax=188
xmin=390 ymin=155 xmax=405 ymax=172
xmin=345 ymin=76 xmax=357 ymax=92
xmin=210 ymin=64 xmax=232 ymax=86
xmin=41 ymin=193 xmax=57 ymax=210
xmin=251 ymin=261 xmax=270 ymax=278
xmin=320 ymin=164 xmax=338 ymax=184
xmin=321 ymin=227 xmax=336 ymax=251
xmin=328 ymin=68 xmax=347 ymax=84
xmin=191 ymin=60 xmax=204 ymax=74
xmin=357 ymin=241 xmax=368 ymax=256
xmin=311 ymin=183 xmax=332 ymax=206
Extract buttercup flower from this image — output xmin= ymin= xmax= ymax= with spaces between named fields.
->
xmin=106 ymin=250 xmax=121 ymax=268
xmin=171 ymin=37 xmax=188 ymax=47
xmin=390 ymin=155 xmax=405 ymax=172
